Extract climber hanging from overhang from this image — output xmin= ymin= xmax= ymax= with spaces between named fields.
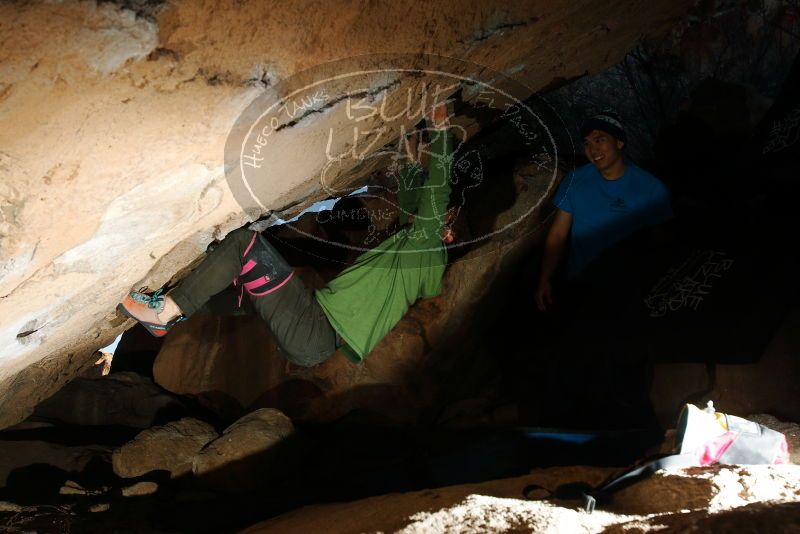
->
xmin=117 ymin=102 xmax=462 ymax=367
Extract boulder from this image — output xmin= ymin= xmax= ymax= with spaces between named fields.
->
xmin=88 ymin=503 xmax=111 ymax=513
xmin=0 ymin=440 xmax=109 ymax=488
xmin=121 ymin=481 xmax=159 ymax=497
xmin=192 ymin=408 xmax=295 ymax=492
xmin=59 ymin=480 xmax=92 ymax=496
xmin=112 ymin=417 xmax=218 ymax=479
xmin=32 ymin=372 xmax=186 ymax=429
xmin=0 ymin=502 xmax=27 ymax=513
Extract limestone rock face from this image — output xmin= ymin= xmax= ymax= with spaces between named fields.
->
xmin=152 ymin=162 xmax=555 ymax=422
xmin=0 ymin=0 xmax=694 ymax=429
xmin=192 ymin=408 xmax=296 ymax=492
xmin=112 ymin=417 xmax=218 ymax=479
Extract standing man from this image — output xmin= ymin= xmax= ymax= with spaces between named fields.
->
xmin=535 ymin=111 xmax=673 ymax=311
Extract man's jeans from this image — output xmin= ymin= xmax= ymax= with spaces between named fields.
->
xmin=169 ymin=228 xmax=338 ymax=367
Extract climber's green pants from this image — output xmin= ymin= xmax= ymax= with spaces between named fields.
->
xmin=169 ymin=228 xmax=340 ymax=367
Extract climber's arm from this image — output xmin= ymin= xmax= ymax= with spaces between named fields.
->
xmin=412 ymin=112 xmax=453 ymax=236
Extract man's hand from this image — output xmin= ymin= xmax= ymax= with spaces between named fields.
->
xmin=405 ymin=131 xmax=420 ymax=164
xmin=426 ymin=101 xmax=450 ymax=130
xmin=535 ymin=278 xmax=553 ymax=311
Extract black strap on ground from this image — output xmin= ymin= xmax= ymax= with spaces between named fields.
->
xmin=582 ymin=453 xmax=696 ymax=513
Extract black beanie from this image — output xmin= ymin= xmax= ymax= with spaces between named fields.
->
xmin=580 ymin=110 xmax=627 ymax=144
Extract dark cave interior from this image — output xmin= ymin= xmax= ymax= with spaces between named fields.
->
xmin=1 ymin=2 xmax=800 ymax=533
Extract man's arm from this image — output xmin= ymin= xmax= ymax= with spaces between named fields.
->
xmin=535 ymin=208 xmax=572 ymax=311
xmin=411 ymin=104 xmax=453 ymax=237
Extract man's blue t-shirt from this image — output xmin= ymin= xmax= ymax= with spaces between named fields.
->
xmin=553 ymin=162 xmax=673 ymax=278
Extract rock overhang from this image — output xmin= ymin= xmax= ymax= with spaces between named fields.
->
xmin=0 ymin=0 xmax=695 ymax=428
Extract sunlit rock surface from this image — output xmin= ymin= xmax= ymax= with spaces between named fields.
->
xmin=112 ymin=417 xmax=218 ymax=479
xmin=191 ymin=408 xmax=296 ymax=493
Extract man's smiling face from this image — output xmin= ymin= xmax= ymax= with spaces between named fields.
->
xmin=583 ymin=129 xmax=624 ymax=172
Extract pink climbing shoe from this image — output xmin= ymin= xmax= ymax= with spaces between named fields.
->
xmin=116 ymin=287 xmax=186 ymax=338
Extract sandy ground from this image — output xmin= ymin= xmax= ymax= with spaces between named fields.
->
xmin=244 ymin=464 xmax=800 ymax=533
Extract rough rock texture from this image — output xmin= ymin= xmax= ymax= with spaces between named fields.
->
xmin=0 ymin=0 xmax=694 ymax=430
xmin=242 ymin=464 xmax=800 ymax=533
xmin=112 ymin=417 xmax=218 ymax=478
xmin=152 ymin=163 xmax=554 ymax=422
xmin=192 ymin=408 xmax=295 ymax=492
xmin=31 ymin=371 xmax=186 ymax=428
xmin=650 ymin=308 xmax=800 ymax=427
xmin=0 ymin=440 xmax=109 ymax=487
xmin=121 ymin=481 xmax=159 ymax=497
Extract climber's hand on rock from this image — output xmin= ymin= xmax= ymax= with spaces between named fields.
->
xmin=426 ymin=101 xmax=450 ymax=130
xmin=406 ymin=131 xmax=420 ymax=164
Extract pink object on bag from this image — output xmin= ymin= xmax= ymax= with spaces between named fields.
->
xmin=774 ymin=437 xmax=789 ymax=464
xmin=698 ymin=431 xmax=738 ymax=465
